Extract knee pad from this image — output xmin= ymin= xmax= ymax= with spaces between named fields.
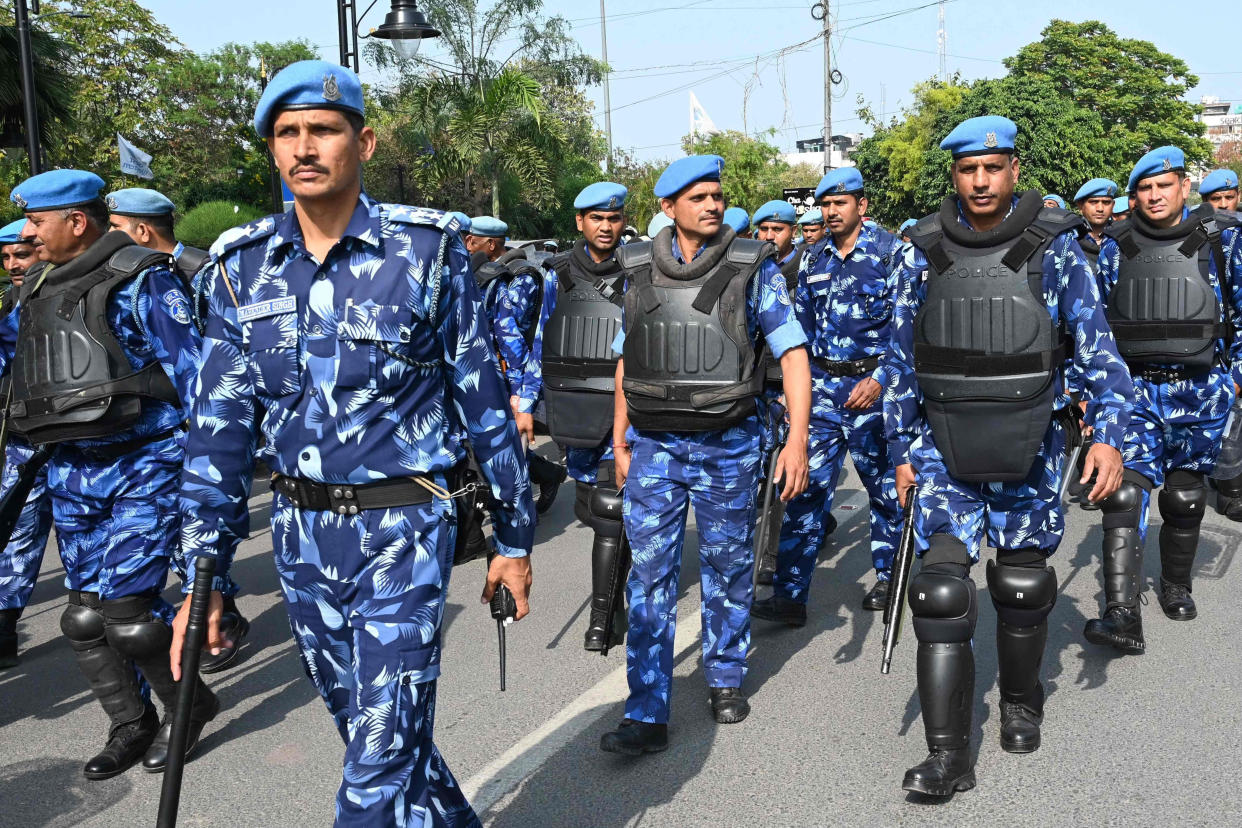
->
xmin=1099 ymin=480 xmax=1144 ymax=530
xmin=586 ymin=486 xmax=624 ymax=539
xmin=1159 ymin=470 xmax=1207 ymax=529
xmin=923 ymin=533 xmax=972 ymax=568
xmin=102 ymin=595 xmax=171 ymax=660
xmin=909 ymin=565 xmax=977 ymax=643
xmin=986 ymin=559 xmax=1057 ymax=627
xmin=574 ymin=481 xmax=593 ymax=526
xmin=60 ymin=592 xmax=106 ymax=645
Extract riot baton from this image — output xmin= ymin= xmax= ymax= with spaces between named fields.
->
xmin=0 ymin=445 xmax=51 ymax=551
xmin=752 ymin=438 xmax=784 ymax=587
xmin=881 ymin=485 xmax=918 ymax=675
xmin=156 ymin=555 xmax=216 ymax=828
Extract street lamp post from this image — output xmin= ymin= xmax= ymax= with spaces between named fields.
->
xmin=337 ymin=0 xmax=441 ymax=71
xmin=14 ymin=0 xmax=43 ymax=175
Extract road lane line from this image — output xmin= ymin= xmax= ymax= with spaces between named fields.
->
xmin=462 ymin=488 xmax=870 ymax=815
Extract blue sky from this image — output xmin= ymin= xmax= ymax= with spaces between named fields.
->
xmin=144 ymin=1 xmax=1242 ymax=163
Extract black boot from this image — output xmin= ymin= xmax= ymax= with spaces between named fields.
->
xmin=1214 ymin=472 xmax=1242 ymax=522
xmin=584 ymin=533 xmax=623 ymax=652
xmin=755 ymin=548 xmax=777 ymax=586
xmin=0 ymin=608 xmax=20 ymax=669
xmin=600 ymin=719 xmax=668 ymax=755
xmin=863 ymin=580 xmax=890 ymax=612
xmin=1158 ymin=526 xmax=1198 ymax=621
xmin=1084 ymin=527 xmax=1145 ymax=653
xmin=709 ymin=687 xmax=750 ymax=724
xmin=142 ymin=692 xmax=222 ymax=772
xmin=198 ymin=609 xmax=251 ymax=674
xmin=902 ymin=642 xmax=976 ymax=797
xmin=996 ymin=621 xmax=1046 ymax=754
xmin=749 ymin=595 xmax=806 ymax=627
xmin=530 ymin=453 xmax=568 ymax=515
xmin=85 ymin=703 xmax=160 ymax=781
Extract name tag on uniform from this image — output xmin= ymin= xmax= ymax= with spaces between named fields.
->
xmin=807 ymin=273 xmax=833 ymax=284
xmin=237 ymin=296 xmax=297 ymax=323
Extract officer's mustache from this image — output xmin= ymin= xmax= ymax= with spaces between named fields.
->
xmin=289 ymin=162 xmax=331 ymax=176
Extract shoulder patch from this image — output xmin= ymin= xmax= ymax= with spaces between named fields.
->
xmin=769 ymin=272 xmax=792 ymax=305
xmin=162 ymin=289 xmax=191 ymax=325
xmin=385 ymin=204 xmax=457 ymax=232
xmin=208 ymin=214 xmax=279 ymax=260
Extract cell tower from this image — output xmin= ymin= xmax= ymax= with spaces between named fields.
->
xmin=937 ymin=0 xmax=947 ymax=81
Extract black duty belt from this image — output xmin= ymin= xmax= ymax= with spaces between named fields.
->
xmin=1128 ymin=363 xmax=1211 ymax=385
xmin=271 ymin=473 xmax=439 ymax=514
xmin=813 ymin=355 xmax=881 ymax=377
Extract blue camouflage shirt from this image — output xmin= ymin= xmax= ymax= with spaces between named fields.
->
xmin=493 ymin=267 xmax=541 ymax=403
xmin=796 ymin=221 xmax=903 ymax=386
xmin=178 ymin=194 xmax=534 ymax=589
xmin=1095 ymin=207 xmax=1242 ymax=393
xmin=884 ymin=199 xmax=1133 ymax=467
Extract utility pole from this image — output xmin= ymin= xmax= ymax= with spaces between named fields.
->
xmin=937 ymin=0 xmax=947 ymax=81
xmin=821 ymin=1 xmax=832 ymax=173
xmin=15 ymin=0 xmax=43 ymax=175
xmin=600 ymin=1 xmax=614 ymax=172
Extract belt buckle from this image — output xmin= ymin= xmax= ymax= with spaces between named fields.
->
xmin=328 ymin=484 xmax=360 ymax=515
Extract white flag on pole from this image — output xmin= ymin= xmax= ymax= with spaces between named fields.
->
xmin=117 ymin=133 xmax=154 ymax=179
xmin=689 ymin=92 xmax=720 ymax=139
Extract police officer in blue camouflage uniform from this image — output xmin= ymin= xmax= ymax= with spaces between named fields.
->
xmin=1071 ymin=178 xmax=1119 ymax=273
xmin=1 ymin=170 xmax=219 ymax=780
xmin=522 ymin=181 xmax=629 ymax=650
xmin=799 ymin=207 xmax=825 ymax=247
xmin=107 ymin=187 xmax=252 ymax=671
xmin=599 ymin=155 xmax=812 ymax=755
xmin=886 ymin=116 xmax=1132 ymax=796
xmin=1083 ymin=147 xmax=1242 ymax=656
xmin=898 ymin=218 xmax=917 ymax=243
xmin=723 ymin=205 xmax=751 ymax=237
xmin=1112 ymin=195 xmax=1131 ymax=222
xmin=465 ymin=214 xmax=506 ymax=270
xmin=0 ymin=219 xmax=53 ymax=669
xmin=170 ymin=60 xmax=533 ymax=828
xmin=753 ymin=168 xmax=903 ymax=626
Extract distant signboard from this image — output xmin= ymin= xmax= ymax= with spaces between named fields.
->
xmin=783 ymin=187 xmax=816 ymax=216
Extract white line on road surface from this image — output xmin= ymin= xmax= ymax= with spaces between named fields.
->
xmin=461 ymin=489 xmax=870 ymax=815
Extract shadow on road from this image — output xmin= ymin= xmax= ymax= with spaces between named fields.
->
xmin=0 ymin=758 xmax=132 ymax=828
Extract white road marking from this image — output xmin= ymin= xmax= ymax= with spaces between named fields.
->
xmin=462 ymin=488 xmax=871 ymax=814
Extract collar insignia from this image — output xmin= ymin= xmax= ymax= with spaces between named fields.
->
xmin=323 ymin=73 xmax=342 ymax=103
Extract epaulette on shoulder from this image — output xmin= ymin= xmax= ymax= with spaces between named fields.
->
xmin=208 ymin=214 xmax=279 ymax=261
xmin=385 ymin=204 xmax=462 ymax=234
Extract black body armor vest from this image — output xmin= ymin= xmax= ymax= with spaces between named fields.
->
xmin=541 ymin=242 xmax=625 ymax=447
xmin=907 ymin=191 xmax=1079 ymax=483
xmin=175 ymin=244 xmax=209 ymax=288
xmin=7 ymin=232 xmax=179 ymax=444
xmin=618 ymin=228 xmax=770 ymax=432
xmin=1077 ymin=230 xmax=1101 ymax=274
xmin=1102 ymin=204 xmax=1236 ymax=368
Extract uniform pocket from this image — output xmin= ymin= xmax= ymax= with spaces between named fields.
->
xmin=241 ymin=312 xmax=299 ymax=397
xmin=859 ymin=283 xmax=893 ymax=320
xmin=336 ymin=303 xmax=424 ymax=390
xmin=352 ymin=631 xmax=435 ymax=755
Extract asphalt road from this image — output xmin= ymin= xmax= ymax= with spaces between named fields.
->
xmin=2 ymin=445 xmax=1241 ymax=828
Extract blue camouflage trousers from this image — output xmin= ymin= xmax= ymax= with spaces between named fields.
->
xmin=1122 ymin=374 xmax=1232 ymax=541
xmin=48 ymin=437 xmax=182 ymax=608
xmin=911 ymin=418 xmax=1069 ymax=560
xmin=622 ymin=419 xmax=761 ymax=724
xmin=774 ymin=375 xmax=899 ymax=601
xmin=270 ymin=492 xmax=479 ymax=828
xmin=0 ymin=440 xmax=53 ymax=610
xmin=565 ymin=440 xmax=613 ymax=485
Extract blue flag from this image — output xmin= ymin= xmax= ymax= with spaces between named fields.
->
xmin=117 ymin=133 xmax=153 ymax=179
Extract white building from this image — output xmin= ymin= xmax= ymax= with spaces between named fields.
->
xmin=1199 ymin=96 xmax=1242 ymax=149
xmin=781 ymin=133 xmax=862 ymax=170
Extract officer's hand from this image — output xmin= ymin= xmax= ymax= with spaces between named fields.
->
xmin=1077 ymin=400 xmax=1094 ymax=438
xmin=482 ymin=554 xmax=533 ymax=621
xmin=896 ymin=464 xmax=916 ymax=508
xmin=169 ymin=589 xmax=225 ymax=682
xmin=774 ymin=437 xmax=809 ymax=501
xmin=1081 ymin=442 xmax=1123 ymax=504
xmin=843 ymin=377 xmax=882 ymax=410
xmin=614 ymin=444 xmax=631 ymax=487
xmin=514 ymin=411 xmax=535 ymax=448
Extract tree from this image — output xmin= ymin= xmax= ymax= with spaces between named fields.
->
xmin=681 ymin=129 xmax=793 ymax=216
xmin=610 ymin=148 xmax=667 ymax=235
xmin=0 ymin=22 xmax=78 ymax=157
xmin=1004 ymin=20 xmax=1212 ymax=164
xmin=1216 ymin=141 xmax=1242 ymax=184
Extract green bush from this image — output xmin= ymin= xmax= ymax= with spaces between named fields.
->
xmin=175 ymin=201 xmax=267 ymax=249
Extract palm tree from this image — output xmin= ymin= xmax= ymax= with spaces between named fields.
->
xmin=0 ymin=24 xmax=78 ymax=154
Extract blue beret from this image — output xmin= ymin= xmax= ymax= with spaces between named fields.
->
xmin=797 ymin=208 xmax=823 ymax=226
xmin=647 ymin=212 xmax=674 ymax=237
xmin=254 ymin=60 xmax=364 ymax=138
xmin=1073 ymin=178 xmax=1119 ymax=203
xmin=574 ymin=182 xmax=628 ymax=211
xmin=654 ymin=155 xmax=724 ymax=199
xmin=1200 ymin=169 xmax=1240 ymax=197
xmin=1113 ymin=195 xmax=1130 ymax=214
xmin=1127 ymin=146 xmax=1185 ymax=192
xmin=447 ymin=211 xmax=471 ymax=234
xmin=0 ymin=219 xmax=30 ymax=245
xmin=10 ymin=169 xmax=105 ymax=212
xmin=469 ymin=215 xmax=507 ymax=238
xmin=723 ymin=207 xmax=750 ymax=234
xmin=815 ymin=167 xmax=864 ymax=199
xmin=940 ymin=115 xmax=1017 ymax=158
xmin=106 ymin=187 xmax=175 ymax=217
xmin=1042 ymin=194 xmax=1067 ymax=210
xmin=899 ymin=218 xmax=918 ymax=233
xmin=752 ymin=200 xmax=796 ymax=225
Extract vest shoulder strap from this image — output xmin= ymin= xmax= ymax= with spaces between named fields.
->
xmin=690 ymin=238 xmax=771 ymax=316
xmin=615 ymin=240 xmax=653 ymax=271
xmin=105 ymin=246 xmax=174 ymax=281
xmin=725 ymin=237 xmax=773 ymax=267
xmin=907 ymin=213 xmax=950 ymax=273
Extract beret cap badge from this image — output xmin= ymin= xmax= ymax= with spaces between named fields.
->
xmin=323 ymin=73 xmax=342 ymax=103
xmin=984 ymin=132 xmax=998 ymax=149
xmin=13 ymin=194 xmax=26 ymax=209
xmin=1162 ymin=158 xmax=1172 ymax=172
